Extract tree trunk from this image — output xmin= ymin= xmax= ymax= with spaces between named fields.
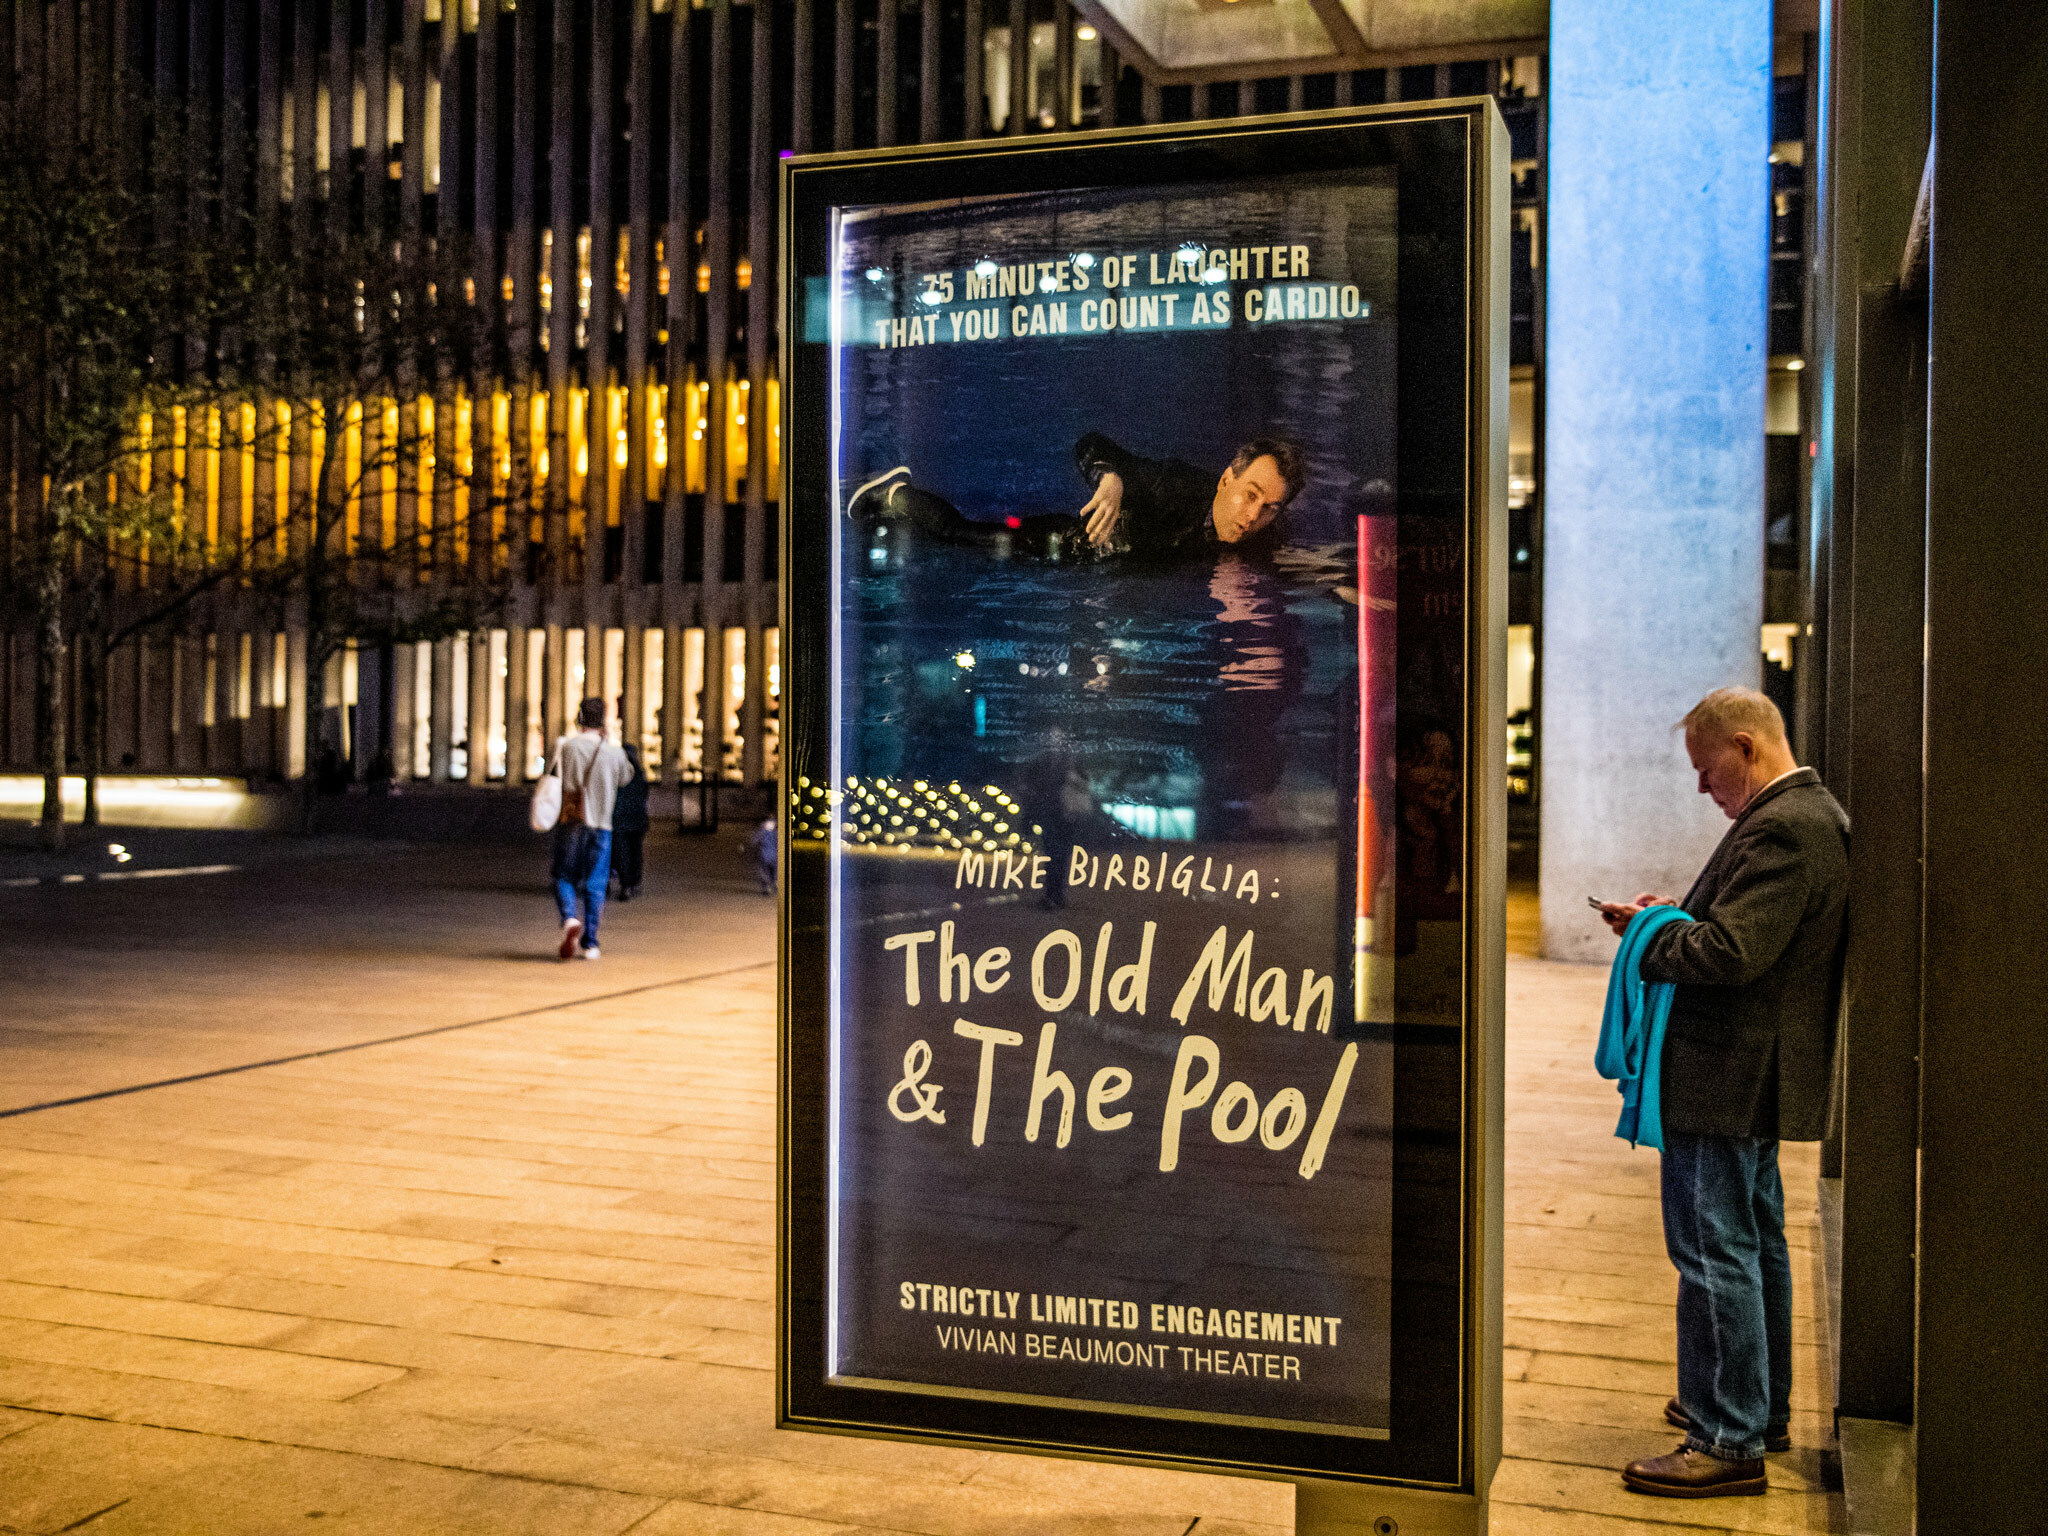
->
xmin=33 ymin=538 xmax=67 ymax=851
xmin=296 ymin=404 xmax=342 ymax=836
xmin=79 ymin=575 xmax=106 ymax=828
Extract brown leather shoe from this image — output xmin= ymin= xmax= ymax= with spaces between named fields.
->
xmin=1664 ymin=1397 xmax=1792 ymax=1453
xmin=1623 ymin=1443 xmax=1766 ymax=1498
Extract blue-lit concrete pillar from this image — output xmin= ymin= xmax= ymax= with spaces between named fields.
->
xmin=1539 ymin=2 xmax=1772 ymax=962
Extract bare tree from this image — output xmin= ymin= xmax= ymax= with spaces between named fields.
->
xmin=246 ymin=231 xmax=506 ymax=830
xmin=0 ymin=104 xmax=249 ymax=848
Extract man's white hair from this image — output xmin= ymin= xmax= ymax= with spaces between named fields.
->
xmin=1682 ymin=686 xmax=1787 ymax=745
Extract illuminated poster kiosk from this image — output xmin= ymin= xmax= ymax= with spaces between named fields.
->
xmin=780 ymin=101 xmax=1507 ymax=1534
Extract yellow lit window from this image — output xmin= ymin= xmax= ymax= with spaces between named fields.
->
xmin=766 ymin=372 xmax=781 ymax=501
xmin=381 ymin=398 xmax=400 ymax=550
xmin=492 ymin=390 xmax=512 ymax=484
xmin=725 ymin=371 xmax=749 ymax=503
xmin=530 ymin=390 xmax=550 ymax=483
xmin=344 ymin=400 xmax=364 ymax=552
xmin=723 ymin=627 xmax=746 ymax=783
xmin=239 ymin=401 xmax=257 ymax=556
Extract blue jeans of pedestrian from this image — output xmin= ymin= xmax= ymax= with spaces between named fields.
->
xmin=551 ymin=824 xmax=612 ymax=948
xmin=1661 ymin=1132 xmax=1793 ymax=1460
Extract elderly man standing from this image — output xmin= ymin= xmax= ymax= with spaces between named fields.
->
xmin=1596 ymin=687 xmax=1848 ymax=1497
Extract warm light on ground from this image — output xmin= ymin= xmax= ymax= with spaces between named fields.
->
xmin=0 ymin=774 xmax=263 ymax=828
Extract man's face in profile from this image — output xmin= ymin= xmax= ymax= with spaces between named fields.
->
xmin=1211 ymin=454 xmax=1289 ymax=544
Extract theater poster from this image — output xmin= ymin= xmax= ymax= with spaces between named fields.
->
xmin=781 ymin=102 xmax=1507 ymax=1494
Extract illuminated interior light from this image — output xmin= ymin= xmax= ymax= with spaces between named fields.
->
xmin=1076 ymin=24 xmax=1096 ymax=39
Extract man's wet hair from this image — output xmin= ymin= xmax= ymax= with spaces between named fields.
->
xmin=1230 ymin=438 xmax=1308 ymax=506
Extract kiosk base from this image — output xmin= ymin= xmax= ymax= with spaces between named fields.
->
xmin=1294 ymin=1479 xmax=1489 ymax=1536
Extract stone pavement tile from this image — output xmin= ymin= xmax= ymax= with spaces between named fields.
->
xmin=1502 ymin=1381 xmax=1831 ymax=1449
xmin=625 ymin=1502 xmax=883 ymax=1536
xmin=1493 ymin=1450 xmax=1837 ymax=1533
xmin=347 ymin=1355 xmax=774 ymax=1443
xmin=0 ymin=1415 xmax=276 ymax=1534
xmin=1506 ymin=1415 xmax=1835 ymax=1486
xmin=128 ymin=1231 xmax=698 ymax=1319
xmin=1513 ymin=1338 xmax=1828 ymax=1412
xmin=0 ymin=1356 xmax=519 ymax=1467
xmin=640 ymin=1451 xmax=1223 ymax=1536
xmin=180 ymin=1272 xmax=724 ymax=1358
xmin=0 ymin=1278 xmax=306 ymax=1349
xmin=1504 ymin=1293 xmax=1823 ymax=1346
xmin=260 ymin=1316 xmax=647 ymax=1384
xmin=956 ymin=1451 xmax=1292 ymax=1524
xmin=0 ymin=1406 xmax=49 ymax=1440
xmin=458 ymin=1245 xmax=775 ymax=1303
xmin=0 ymin=1254 xmax=226 ymax=1305
xmin=374 ymin=1212 xmax=776 ymax=1270
xmin=3 ymin=1192 xmax=496 ymax=1268
xmin=0 ymin=1318 xmax=405 ymax=1399
xmin=62 ymin=1439 xmax=663 ymax=1536
xmin=1503 ymin=1315 xmax=1678 ymax=1365
xmin=1491 ymin=1508 xmax=1753 ymax=1536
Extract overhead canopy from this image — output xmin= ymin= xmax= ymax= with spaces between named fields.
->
xmin=1070 ymin=0 xmax=1548 ymax=84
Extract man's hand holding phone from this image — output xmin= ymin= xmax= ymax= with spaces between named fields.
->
xmin=1589 ymin=892 xmax=1679 ymax=936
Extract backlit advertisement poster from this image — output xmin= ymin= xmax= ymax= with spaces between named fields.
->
xmin=782 ymin=105 xmax=1504 ymax=1490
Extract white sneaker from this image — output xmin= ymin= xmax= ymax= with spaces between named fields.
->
xmin=558 ymin=918 xmax=584 ymax=959
xmin=580 ymin=945 xmax=601 ymax=960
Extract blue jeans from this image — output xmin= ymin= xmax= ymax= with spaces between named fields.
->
xmin=551 ymin=825 xmax=612 ymax=947
xmin=1660 ymin=1133 xmax=1793 ymax=1459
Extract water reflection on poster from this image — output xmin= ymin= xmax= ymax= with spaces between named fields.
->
xmin=814 ymin=170 xmax=1456 ymax=1438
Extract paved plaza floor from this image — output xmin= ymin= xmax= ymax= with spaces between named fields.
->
xmin=0 ymin=832 xmax=1845 ymax=1534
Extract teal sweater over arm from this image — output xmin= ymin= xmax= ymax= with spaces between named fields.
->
xmin=1594 ymin=904 xmax=1692 ymax=1150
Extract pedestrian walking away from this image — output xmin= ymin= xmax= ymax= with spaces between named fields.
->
xmin=1593 ymin=686 xmax=1849 ymax=1498
xmin=747 ymin=818 xmax=777 ymax=896
xmin=548 ymin=698 xmax=632 ymax=960
xmin=611 ymin=743 xmax=651 ymax=901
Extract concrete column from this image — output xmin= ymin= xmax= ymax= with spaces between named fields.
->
xmin=504 ymin=624 xmax=530 ymax=787
xmin=622 ymin=619 xmax=645 ymax=761
xmin=139 ymin=639 xmax=171 ymax=770
xmin=355 ymin=641 xmax=385 ymax=780
xmin=740 ymin=619 xmax=766 ymax=786
xmin=1539 ymin=0 xmax=1771 ymax=961
xmin=391 ymin=643 xmax=417 ymax=780
xmin=429 ymin=636 xmax=455 ymax=781
xmin=583 ymin=619 xmax=604 ymax=724
xmin=660 ymin=621 xmax=684 ymax=781
xmin=466 ymin=631 xmax=490 ymax=784
xmin=283 ymin=628 xmax=307 ymax=780
xmin=107 ymin=640 xmax=137 ymax=771
xmin=542 ymin=621 xmax=567 ymax=751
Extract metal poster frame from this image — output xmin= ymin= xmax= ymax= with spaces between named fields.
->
xmin=778 ymin=99 xmax=1506 ymax=1514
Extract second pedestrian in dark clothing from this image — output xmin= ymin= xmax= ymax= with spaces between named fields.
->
xmin=611 ymin=743 xmax=651 ymax=901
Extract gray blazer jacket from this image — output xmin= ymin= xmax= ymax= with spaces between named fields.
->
xmin=1640 ymin=768 xmax=1850 ymax=1141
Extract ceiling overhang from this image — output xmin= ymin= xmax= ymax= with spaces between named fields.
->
xmin=1070 ymin=0 xmax=1548 ymax=86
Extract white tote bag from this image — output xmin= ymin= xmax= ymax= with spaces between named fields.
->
xmin=529 ymin=766 xmax=563 ymax=832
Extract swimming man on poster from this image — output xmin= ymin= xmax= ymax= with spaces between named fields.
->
xmin=849 ymin=433 xmax=1307 ymax=561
